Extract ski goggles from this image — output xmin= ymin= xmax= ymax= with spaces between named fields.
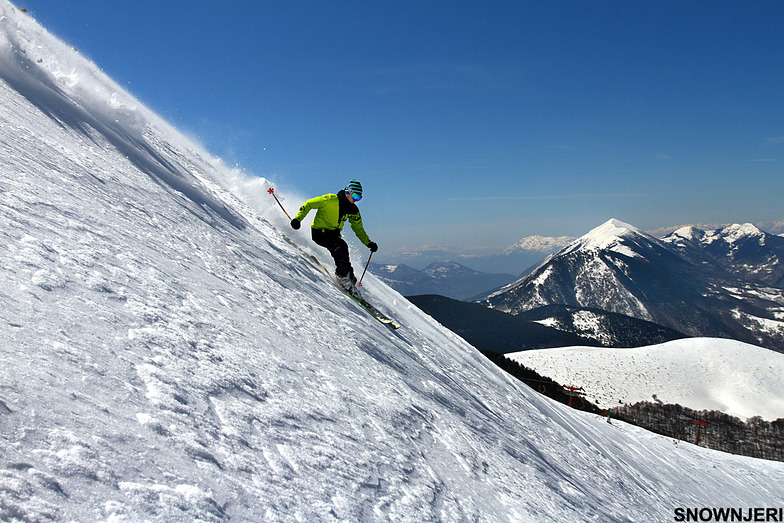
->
xmin=349 ymin=192 xmax=362 ymax=202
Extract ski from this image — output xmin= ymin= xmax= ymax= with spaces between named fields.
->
xmin=341 ymin=287 xmax=401 ymax=330
xmin=309 ymin=256 xmax=401 ymax=329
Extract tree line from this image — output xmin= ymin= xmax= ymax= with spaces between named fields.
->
xmin=610 ymin=401 xmax=784 ymax=462
xmin=479 ymin=349 xmax=783 ymax=462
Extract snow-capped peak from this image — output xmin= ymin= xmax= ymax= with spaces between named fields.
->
xmin=502 ymin=234 xmax=575 ymax=254
xmin=559 ymin=218 xmax=646 ymax=256
xmin=664 ymin=223 xmax=769 ymax=250
xmin=582 ymin=218 xmax=640 ymax=247
xmin=669 ymin=225 xmax=703 ymax=241
xmin=668 ymin=223 xmax=764 ymax=243
xmin=718 ymin=223 xmax=765 ymax=244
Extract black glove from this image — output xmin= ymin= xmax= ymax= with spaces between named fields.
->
xmin=290 ymin=218 xmax=301 ymax=230
xmin=368 ymin=241 xmax=378 ymax=252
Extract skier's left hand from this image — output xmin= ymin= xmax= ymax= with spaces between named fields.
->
xmin=368 ymin=241 xmax=378 ymax=252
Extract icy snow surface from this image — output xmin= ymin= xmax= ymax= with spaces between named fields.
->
xmin=1 ymin=3 xmax=782 ymax=521
xmin=508 ymin=338 xmax=784 ymax=421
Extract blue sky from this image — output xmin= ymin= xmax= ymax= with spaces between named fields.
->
xmin=22 ymin=0 xmax=784 ymax=261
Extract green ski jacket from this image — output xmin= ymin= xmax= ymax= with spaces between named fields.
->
xmin=294 ymin=192 xmax=372 ymax=246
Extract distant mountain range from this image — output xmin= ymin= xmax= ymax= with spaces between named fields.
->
xmin=661 ymin=223 xmax=784 ymax=287
xmin=379 ymin=221 xmax=783 ymax=279
xmin=479 ymin=219 xmax=784 ymax=352
xmin=374 ymin=235 xmax=575 ymax=275
xmin=374 ymin=219 xmax=784 ymax=352
xmin=369 ymin=261 xmax=516 ymax=300
xmin=501 ymin=234 xmax=577 ymax=256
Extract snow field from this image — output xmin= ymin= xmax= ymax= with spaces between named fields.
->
xmin=509 ymin=338 xmax=784 ymax=421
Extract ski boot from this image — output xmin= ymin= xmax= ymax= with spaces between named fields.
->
xmin=337 ymin=272 xmax=362 ymax=299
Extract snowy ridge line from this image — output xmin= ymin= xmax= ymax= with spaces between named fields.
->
xmin=1 ymin=3 xmax=783 ymax=521
xmin=0 ymin=0 xmax=283 ymax=238
xmin=509 ymin=338 xmax=784 ymax=421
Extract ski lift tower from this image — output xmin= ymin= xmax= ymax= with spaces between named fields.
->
xmin=691 ymin=420 xmax=710 ymax=445
xmin=563 ymin=385 xmax=585 ymax=408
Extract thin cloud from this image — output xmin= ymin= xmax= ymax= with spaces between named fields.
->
xmin=447 ymin=193 xmax=646 ymax=201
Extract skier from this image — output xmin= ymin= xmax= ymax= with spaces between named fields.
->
xmin=290 ymin=180 xmax=378 ymax=294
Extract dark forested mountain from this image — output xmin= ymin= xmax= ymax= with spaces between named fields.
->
xmin=515 ymin=305 xmax=687 ymax=348
xmin=408 ymin=295 xmax=592 ymax=353
xmin=409 ymin=295 xmax=686 ymax=353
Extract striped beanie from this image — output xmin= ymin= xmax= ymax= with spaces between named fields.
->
xmin=345 ymin=179 xmax=363 ymax=198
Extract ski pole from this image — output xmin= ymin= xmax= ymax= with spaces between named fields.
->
xmin=357 ymin=251 xmax=373 ymax=287
xmin=267 ymin=187 xmax=292 ymax=219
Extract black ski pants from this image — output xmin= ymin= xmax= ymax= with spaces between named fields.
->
xmin=312 ymin=228 xmax=355 ymax=281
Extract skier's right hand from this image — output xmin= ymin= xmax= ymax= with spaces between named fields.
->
xmin=290 ymin=218 xmax=301 ymax=230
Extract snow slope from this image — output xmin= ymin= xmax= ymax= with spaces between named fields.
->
xmin=508 ymin=338 xmax=784 ymax=421
xmin=1 ymin=4 xmax=782 ymax=521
